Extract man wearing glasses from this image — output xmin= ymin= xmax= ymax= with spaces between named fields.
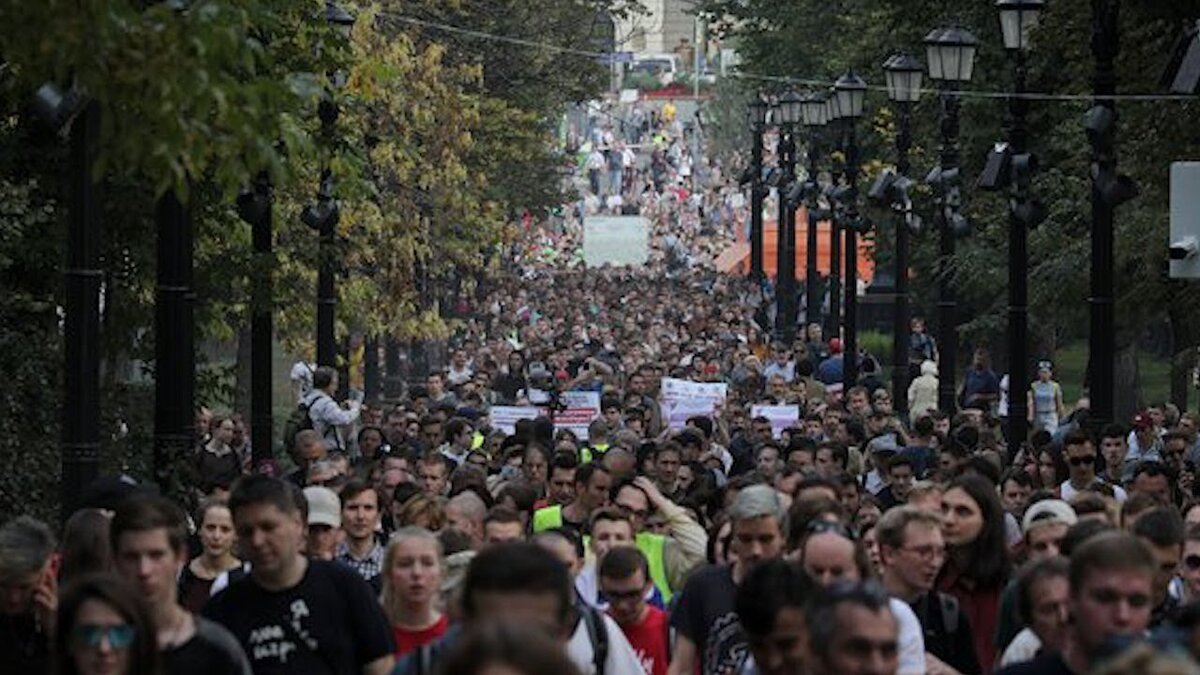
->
xmin=877 ymin=505 xmax=980 ymax=675
xmin=1059 ymin=430 xmax=1126 ymax=504
xmin=597 ymin=546 xmax=670 ymax=675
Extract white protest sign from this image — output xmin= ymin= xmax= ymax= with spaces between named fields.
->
xmin=751 ymin=405 xmax=801 ymax=439
xmin=660 ymin=378 xmax=728 ymax=430
xmin=551 ymin=391 xmax=602 ymax=437
xmin=489 ymin=406 xmax=543 ymax=435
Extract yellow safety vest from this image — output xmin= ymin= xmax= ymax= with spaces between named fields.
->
xmin=532 ymin=506 xmax=673 ymax=602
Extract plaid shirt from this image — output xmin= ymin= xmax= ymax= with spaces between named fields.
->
xmin=335 ymin=540 xmax=385 ymax=582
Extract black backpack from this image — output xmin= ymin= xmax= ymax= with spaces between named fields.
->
xmin=282 ymin=393 xmax=326 ymax=453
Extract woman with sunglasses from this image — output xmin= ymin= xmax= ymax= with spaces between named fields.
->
xmin=939 ymin=475 xmax=1012 ymax=673
xmin=54 ymin=573 xmax=159 ymax=675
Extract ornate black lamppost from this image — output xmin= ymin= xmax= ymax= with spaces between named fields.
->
xmin=834 ymin=72 xmax=868 ymax=393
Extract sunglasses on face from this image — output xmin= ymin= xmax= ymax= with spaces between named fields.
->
xmin=1067 ymin=456 xmax=1095 ymax=467
xmin=73 ymin=624 xmax=136 ymax=650
xmin=602 ymin=587 xmax=644 ymax=601
xmin=1185 ymin=554 xmax=1200 ymax=571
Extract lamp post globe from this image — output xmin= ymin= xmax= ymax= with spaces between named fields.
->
xmin=997 ymin=0 xmax=1046 ymax=52
xmin=884 ymin=53 xmax=925 ymax=104
xmin=925 ymin=25 xmax=980 ymax=84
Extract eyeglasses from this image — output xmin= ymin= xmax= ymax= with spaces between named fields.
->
xmin=1067 ymin=456 xmax=1095 ymax=467
xmin=73 ymin=624 xmax=136 ymax=650
xmin=900 ymin=544 xmax=946 ymax=561
xmin=601 ymin=587 xmax=644 ymax=601
xmin=806 ymin=519 xmax=857 ymax=541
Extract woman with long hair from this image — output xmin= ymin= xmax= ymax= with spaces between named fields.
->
xmin=939 ymin=474 xmax=1012 ymax=673
xmin=178 ymin=500 xmax=241 ymax=613
xmin=381 ymin=527 xmax=448 ymax=658
xmin=54 ymin=574 xmax=159 ymax=675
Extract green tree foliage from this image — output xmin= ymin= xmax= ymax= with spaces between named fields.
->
xmin=702 ymin=0 xmax=1200 ymax=402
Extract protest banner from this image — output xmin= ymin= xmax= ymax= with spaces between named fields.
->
xmin=751 ymin=405 xmax=801 ymax=439
xmin=659 ymin=378 xmax=727 ymax=430
xmin=552 ymin=391 xmax=602 ymax=437
xmin=489 ymin=406 xmax=543 ymax=435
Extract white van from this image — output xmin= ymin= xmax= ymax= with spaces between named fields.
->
xmin=627 ymin=54 xmax=680 ymax=85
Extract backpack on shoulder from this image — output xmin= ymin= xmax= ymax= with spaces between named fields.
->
xmin=282 ymin=393 xmax=326 ymax=454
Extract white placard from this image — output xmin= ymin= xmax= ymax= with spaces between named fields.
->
xmin=751 ymin=405 xmax=801 ymax=439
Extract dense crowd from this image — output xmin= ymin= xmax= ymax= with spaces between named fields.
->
xmin=6 ymin=98 xmax=1200 ymax=675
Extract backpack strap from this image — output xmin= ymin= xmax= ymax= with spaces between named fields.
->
xmin=580 ymin=605 xmax=608 ymax=675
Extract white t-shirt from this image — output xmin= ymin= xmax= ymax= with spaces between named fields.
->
xmin=890 ymin=598 xmax=927 ymax=675
xmin=999 ymin=627 xmax=1043 ymax=667
xmin=567 ymin=611 xmax=647 ymax=675
xmin=1060 ymin=478 xmax=1127 ymax=503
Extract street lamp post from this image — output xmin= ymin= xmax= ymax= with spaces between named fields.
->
xmin=1086 ymin=0 xmax=1137 ymax=428
xmin=883 ymin=53 xmax=925 ymax=417
xmin=774 ymin=91 xmax=803 ymax=343
xmin=997 ymin=0 xmax=1046 ymax=451
xmin=154 ymin=188 xmax=195 ymax=491
xmin=310 ymin=2 xmax=355 ymax=368
xmin=801 ymin=93 xmax=829 ymax=331
xmin=748 ymin=98 xmax=769 ymax=281
xmin=826 ymin=95 xmax=844 ymax=340
xmin=237 ymin=174 xmax=274 ymax=466
xmin=925 ymin=25 xmax=979 ymax=413
xmin=835 ymin=72 xmax=868 ymax=394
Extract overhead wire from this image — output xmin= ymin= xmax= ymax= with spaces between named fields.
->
xmin=375 ymin=11 xmax=1198 ymax=104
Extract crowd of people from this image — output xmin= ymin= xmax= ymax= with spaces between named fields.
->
xmin=6 ymin=97 xmax=1200 ymax=675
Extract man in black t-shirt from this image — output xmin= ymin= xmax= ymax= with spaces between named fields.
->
xmin=668 ymin=485 xmax=786 ymax=675
xmin=204 ymin=476 xmax=394 ymax=675
xmin=111 ymin=496 xmax=251 ymax=675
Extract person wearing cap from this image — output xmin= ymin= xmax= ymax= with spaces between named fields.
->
xmin=862 ymin=435 xmax=900 ymax=496
xmin=1125 ymin=411 xmax=1164 ymax=469
xmin=1027 ymin=361 xmax=1064 ymax=434
xmin=994 ymin=499 xmax=1078 ymax=654
xmin=304 ymin=485 xmax=343 ymax=561
xmin=816 ymin=338 xmax=844 ymax=386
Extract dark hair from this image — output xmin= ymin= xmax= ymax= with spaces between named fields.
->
xmin=357 ymin=425 xmax=385 ymax=445
xmin=1001 ymin=468 xmax=1034 ymax=490
xmin=886 ymin=455 xmax=915 ymax=474
xmin=598 ymin=545 xmax=649 ymax=582
xmin=391 ymin=482 xmax=422 ymax=509
xmin=54 ymin=574 xmax=160 ymax=675
xmin=736 ymin=559 xmax=814 ymax=638
xmin=445 ymin=417 xmax=472 ymax=442
xmin=574 ymin=462 xmax=610 ymax=487
xmin=807 ymin=581 xmax=893 ymax=661
xmin=1016 ymin=557 xmax=1069 ymax=625
xmin=496 ymin=482 xmax=538 ymax=517
xmin=434 ymin=620 xmax=582 ymax=675
xmin=484 ymin=505 xmax=524 ymax=529
xmin=1131 ymin=507 xmax=1185 ymax=548
xmin=229 ymin=475 xmax=301 ymax=518
xmin=461 ymin=543 xmax=571 ymax=627
xmin=944 ymin=475 xmax=1011 ymax=588
xmin=786 ymin=497 xmax=847 ymax=550
xmin=1062 ymin=429 xmax=1095 ymax=450
xmin=687 ymin=416 xmax=714 ymax=439
xmin=313 ymin=365 xmax=336 ymax=390
xmin=59 ymin=509 xmax=112 ymax=584
xmin=533 ymin=527 xmax=585 ymax=561
xmin=110 ymin=495 xmax=189 ymax=555
xmin=551 ymin=451 xmax=579 ymax=472
xmin=957 ymin=455 xmax=1001 ymax=485
xmin=1060 ymin=519 xmax=1116 ymax=557
xmin=913 ymin=416 xmax=935 ymax=437
xmin=1100 ymin=423 xmax=1127 ymax=441
xmin=1069 ymin=532 xmax=1155 ymax=594
xmin=339 ymin=479 xmax=378 ymax=508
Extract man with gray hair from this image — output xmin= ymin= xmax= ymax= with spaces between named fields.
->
xmin=668 ymin=484 xmax=787 ymax=675
xmin=446 ymin=491 xmax=488 ymax=549
xmin=0 ymin=516 xmax=57 ymax=673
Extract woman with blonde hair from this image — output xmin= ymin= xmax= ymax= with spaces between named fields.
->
xmin=393 ymin=495 xmax=448 ymax=531
xmin=381 ymin=527 xmax=448 ymax=658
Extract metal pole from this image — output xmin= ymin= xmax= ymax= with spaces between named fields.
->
xmin=805 ymin=129 xmax=821 ymax=329
xmin=892 ymin=103 xmax=913 ymax=417
xmin=843 ymin=124 xmax=860 ymax=392
xmin=828 ymin=125 xmax=843 ymax=340
xmin=936 ymin=87 xmax=962 ymax=414
xmin=154 ymin=189 xmax=195 ymax=491
xmin=364 ymin=335 xmax=381 ymax=403
xmin=61 ymin=101 xmax=101 ymax=520
xmin=776 ymin=129 xmax=797 ymax=343
xmin=1007 ymin=52 xmax=1031 ymax=451
xmin=1088 ymin=0 xmax=1119 ymax=428
xmin=316 ymin=91 xmax=340 ymax=365
xmin=750 ymin=127 xmax=765 ymax=280
xmin=247 ymin=174 xmax=274 ymax=466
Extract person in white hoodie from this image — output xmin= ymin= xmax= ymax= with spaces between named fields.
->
xmin=908 ymin=360 xmax=940 ymax=419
